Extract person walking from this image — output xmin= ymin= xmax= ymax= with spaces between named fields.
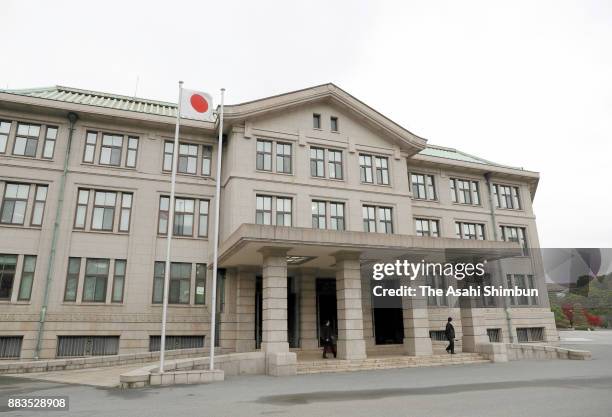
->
xmin=445 ymin=317 xmax=456 ymax=354
xmin=321 ymin=320 xmax=337 ymax=359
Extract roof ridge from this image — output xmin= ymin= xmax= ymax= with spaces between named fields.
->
xmin=3 ymin=85 xmax=178 ymax=108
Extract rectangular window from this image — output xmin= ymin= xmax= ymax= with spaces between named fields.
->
xmin=500 ymin=225 xmax=528 ymax=255
xmin=202 ymin=145 xmax=212 ymax=176
xmin=30 ymin=185 xmax=48 ymax=226
xmin=57 ymin=336 xmax=119 ymax=357
xmin=153 ymin=262 xmax=191 ymax=304
xmin=310 ymin=147 xmax=325 ymax=177
xmin=42 ymin=126 xmax=58 ymax=159
xmin=275 ymin=142 xmax=292 ymax=174
xmin=378 ymin=207 xmax=393 ymax=234
xmin=450 ymin=178 xmax=480 ymax=205
xmin=255 ymin=195 xmax=272 ymax=225
xmin=82 ymin=258 xmax=109 ymax=302
xmin=0 ymin=254 xmax=17 ymax=300
xmin=375 ymin=156 xmax=390 ymax=185
xmin=163 ymin=141 xmax=174 ymax=171
xmin=158 ymin=196 xmax=169 ymax=234
xmin=328 ymin=149 xmax=343 ymax=179
xmin=276 ymin=197 xmax=292 ymax=226
xmin=198 ymin=200 xmax=209 ymax=237
xmin=455 ymin=222 xmax=485 ymax=240
xmin=195 ymin=264 xmax=206 ymax=305
xmin=426 ymin=275 xmax=448 ymax=306
xmin=119 ymin=193 xmax=132 ymax=232
xmin=494 ymin=184 xmax=521 ymax=210
xmin=330 ymin=116 xmax=338 ymax=132
xmin=311 ymin=201 xmax=326 ymax=229
xmin=74 ymin=189 xmax=89 ymax=229
xmin=487 ymin=328 xmax=501 ymax=343
xmin=516 ymin=327 xmax=544 ymax=342
xmin=0 ymin=120 xmax=11 ymax=153
xmin=17 ymin=255 xmax=36 ymax=301
xmin=83 ymin=131 xmax=97 ymax=163
xmin=0 ymin=336 xmax=22 ymax=359
xmin=256 ymin=140 xmax=272 ymax=171
xmin=359 ymin=154 xmax=373 ymax=183
xmin=313 ymin=113 xmax=321 ymax=129
xmin=330 ymin=202 xmax=345 ymax=231
xmin=415 ymin=218 xmax=439 ymax=237
xmin=1 ymin=183 xmax=30 ymax=225
xmin=174 ymin=198 xmax=195 ymax=236
xmin=91 ymin=191 xmax=116 ymax=231
xmin=126 ymin=136 xmax=138 ymax=168
xmin=13 ymin=123 xmax=40 ymax=157
xmin=410 ymin=173 xmax=436 ymax=200
xmin=362 ymin=205 xmax=376 ymax=232
xmin=507 ymin=274 xmax=537 ymax=306
xmin=111 ymin=260 xmax=126 ymax=303
xmin=178 ymin=143 xmax=198 ymax=174
xmin=149 ymin=335 xmax=204 ymax=352
xmin=99 ymin=134 xmax=123 ymax=166
xmin=64 ymin=257 xmax=81 ymax=302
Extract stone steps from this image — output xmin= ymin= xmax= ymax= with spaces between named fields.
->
xmin=297 ymin=353 xmax=490 ymax=375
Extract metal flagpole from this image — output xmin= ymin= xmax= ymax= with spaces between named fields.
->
xmin=160 ymin=80 xmax=183 ymax=373
xmin=209 ymin=88 xmax=225 ymax=370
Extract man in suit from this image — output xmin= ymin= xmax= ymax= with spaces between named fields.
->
xmin=445 ymin=317 xmax=456 ymax=354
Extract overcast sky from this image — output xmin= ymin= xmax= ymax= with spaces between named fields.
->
xmin=2 ymin=0 xmax=610 ymax=248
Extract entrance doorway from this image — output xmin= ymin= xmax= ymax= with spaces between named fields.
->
xmin=316 ymin=278 xmax=337 ymax=347
xmin=371 ymin=278 xmax=404 ymax=344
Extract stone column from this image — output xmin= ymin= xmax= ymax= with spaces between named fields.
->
xmin=459 ymin=279 xmax=489 ymax=352
xmin=235 ymin=267 xmax=256 ymax=353
xmin=333 ymin=251 xmax=367 ymax=360
xmin=299 ymin=269 xmax=318 ymax=350
xmin=258 ymin=247 xmax=296 ymax=376
xmin=402 ymin=277 xmax=433 ymax=356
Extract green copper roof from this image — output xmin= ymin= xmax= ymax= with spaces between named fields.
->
xmin=419 ymin=145 xmax=522 ymax=170
xmin=1 ymin=85 xmax=178 ymax=117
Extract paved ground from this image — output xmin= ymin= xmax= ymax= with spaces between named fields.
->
xmin=1 ymin=330 xmax=611 ymax=417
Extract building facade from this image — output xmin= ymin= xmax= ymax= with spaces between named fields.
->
xmin=0 ymin=84 xmax=557 ymax=361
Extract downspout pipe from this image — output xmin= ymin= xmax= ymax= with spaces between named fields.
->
xmin=33 ymin=112 xmax=78 ymax=360
xmin=484 ymin=172 xmax=515 ymax=343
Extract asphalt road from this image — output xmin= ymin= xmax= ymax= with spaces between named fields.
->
xmin=1 ymin=330 xmax=611 ymax=417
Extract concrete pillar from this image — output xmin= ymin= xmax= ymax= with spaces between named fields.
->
xmin=259 ymin=247 xmax=290 ymax=353
xmin=235 ymin=267 xmax=256 ymax=353
xmin=299 ymin=269 xmax=318 ymax=350
xmin=459 ymin=279 xmax=489 ymax=352
xmin=333 ymin=251 xmax=367 ymax=360
xmin=258 ymin=247 xmax=296 ymax=376
xmin=402 ymin=277 xmax=433 ymax=356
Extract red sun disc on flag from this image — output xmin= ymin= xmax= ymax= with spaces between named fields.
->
xmin=190 ymin=94 xmax=209 ymax=113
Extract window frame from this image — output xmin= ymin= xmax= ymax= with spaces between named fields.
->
xmin=202 ymin=145 xmax=212 ymax=176
xmin=415 ymin=218 xmax=440 ymax=237
xmin=173 ymin=197 xmax=195 ymax=237
xmin=82 ymin=258 xmax=110 ymax=303
xmin=83 ymin=131 xmax=98 ymax=163
xmin=64 ymin=257 xmax=81 ymax=302
xmin=17 ymin=255 xmax=36 ymax=301
xmin=330 ymin=116 xmax=339 ymax=132
xmin=30 ymin=184 xmax=48 ymax=227
xmin=493 ymin=183 xmax=522 ymax=210
xmin=455 ymin=221 xmax=486 ymax=240
xmin=74 ymin=189 xmax=90 ymax=229
xmin=0 ymin=254 xmax=18 ymax=301
xmin=126 ymin=136 xmax=139 ymax=168
xmin=0 ymin=120 xmax=12 ymax=154
xmin=12 ymin=123 xmax=40 ymax=157
xmin=310 ymin=147 xmax=325 ymax=178
xmin=177 ymin=142 xmax=198 ymax=175
xmin=410 ymin=173 xmax=437 ymax=200
xmin=359 ymin=154 xmax=374 ymax=183
xmin=42 ymin=126 xmax=58 ymax=159
xmin=275 ymin=142 xmax=292 ymax=174
xmin=118 ymin=193 xmax=132 ymax=233
xmin=311 ymin=200 xmax=326 ymax=229
xmin=195 ymin=263 xmax=207 ymax=305
xmin=0 ymin=183 xmax=30 ymax=225
xmin=313 ymin=113 xmax=321 ymax=129
xmin=99 ymin=133 xmax=123 ymax=166
xmin=375 ymin=156 xmax=390 ymax=185
xmin=329 ymin=202 xmax=345 ymax=231
xmin=256 ymin=139 xmax=273 ymax=172
xmin=198 ymin=200 xmax=210 ymax=237
xmin=450 ymin=178 xmax=480 ymax=205
xmin=111 ymin=259 xmax=126 ymax=303
xmin=255 ymin=195 xmax=273 ymax=225
xmin=327 ymin=149 xmax=343 ymax=180
xmin=276 ymin=197 xmax=292 ymax=227
xmin=91 ymin=191 xmax=117 ymax=232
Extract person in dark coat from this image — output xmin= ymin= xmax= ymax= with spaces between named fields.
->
xmin=445 ymin=317 xmax=456 ymax=354
xmin=321 ymin=320 xmax=337 ymax=359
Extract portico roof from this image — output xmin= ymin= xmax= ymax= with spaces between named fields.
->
xmin=217 ymin=224 xmax=523 ymax=269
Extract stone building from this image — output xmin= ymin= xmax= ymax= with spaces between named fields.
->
xmin=0 ymin=83 xmax=557 ymax=361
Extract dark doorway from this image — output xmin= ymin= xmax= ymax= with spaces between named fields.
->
xmin=373 ymin=308 xmax=404 ymax=344
xmin=254 ymin=276 xmax=298 ymax=349
xmin=316 ymin=278 xmax=338 ymax=346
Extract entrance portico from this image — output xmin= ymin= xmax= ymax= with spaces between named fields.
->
xmin=218 ymin=223 xmax=522 ymax=366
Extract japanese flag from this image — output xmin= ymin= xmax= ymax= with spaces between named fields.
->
xmin=180 ymin=89 xmax=214 ymax=121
